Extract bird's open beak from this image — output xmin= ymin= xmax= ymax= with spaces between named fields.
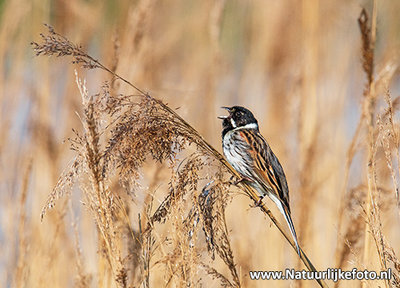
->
xmin=217 ymin=106 xmax=231 ymax=119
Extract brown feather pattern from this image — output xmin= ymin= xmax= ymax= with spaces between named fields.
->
xmin=238 ymin=129 xmax=291 ymax=212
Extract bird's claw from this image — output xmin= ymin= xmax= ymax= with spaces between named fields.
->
xmin=251 ymin=196 xmax=265 ymax=208
xmin=229 ymin=176 xmax=252 ymax=186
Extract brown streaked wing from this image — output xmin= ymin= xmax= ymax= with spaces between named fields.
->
xmin=239 ymin=130 xmax=291 ymax=211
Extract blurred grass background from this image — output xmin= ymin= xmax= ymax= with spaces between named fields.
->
xmin=2 ymin=0 xmax=400 ymax=287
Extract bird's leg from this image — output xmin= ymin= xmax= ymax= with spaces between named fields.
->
xmin=249 ymin=195 xmax=265 ymax=208
xmin=230 ymin=176 xmax=252 ymax=186
xmin=255 ymin=195 xmax=265 ymax=207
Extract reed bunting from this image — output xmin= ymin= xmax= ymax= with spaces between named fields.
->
xmin=218 ymin=106 xmax=300 ymax=255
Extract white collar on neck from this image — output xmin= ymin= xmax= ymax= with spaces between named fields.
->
xmin=230 ymin=118 xmax=236 ymax=128
xmin=232 ymin=122 xmax=258 ymax=131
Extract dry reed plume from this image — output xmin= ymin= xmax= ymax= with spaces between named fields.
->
xmin=31 ymin=23 xmax=328 ymax=287
xmin=335 ymin=5 xmax=400 ymax=288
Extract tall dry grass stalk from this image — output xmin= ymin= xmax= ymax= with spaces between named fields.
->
xmin=359 ymin=5 xmax=378 ymax=283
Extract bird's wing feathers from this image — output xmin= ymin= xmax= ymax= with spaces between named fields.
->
xmin=234 ymin=128 xmax=300 ymax=255
xmin=239 ymin=130 xmax=290 ymax=211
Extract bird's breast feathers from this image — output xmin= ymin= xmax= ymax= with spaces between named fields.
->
xmin=222 ymin=129 xmax=255 ymax=179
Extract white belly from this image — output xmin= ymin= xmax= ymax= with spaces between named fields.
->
xmin=222 ymin=131 xmax=253 ymax=179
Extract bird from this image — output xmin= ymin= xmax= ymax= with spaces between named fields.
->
xmin=218 ymin=106 xmax=301 ymax=256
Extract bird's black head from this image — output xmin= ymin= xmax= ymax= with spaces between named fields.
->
xmin=218 ymin=106 xmax=259 ymax=137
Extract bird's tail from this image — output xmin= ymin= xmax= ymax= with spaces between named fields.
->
xmin=281 ymin=204 xmax=301 ymax=256
xmin=270 ymin=195 xmax=301 ymax=256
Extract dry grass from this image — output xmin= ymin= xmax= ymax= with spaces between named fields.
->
xmin=3 ymin=1 xmax=400 ymax=287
